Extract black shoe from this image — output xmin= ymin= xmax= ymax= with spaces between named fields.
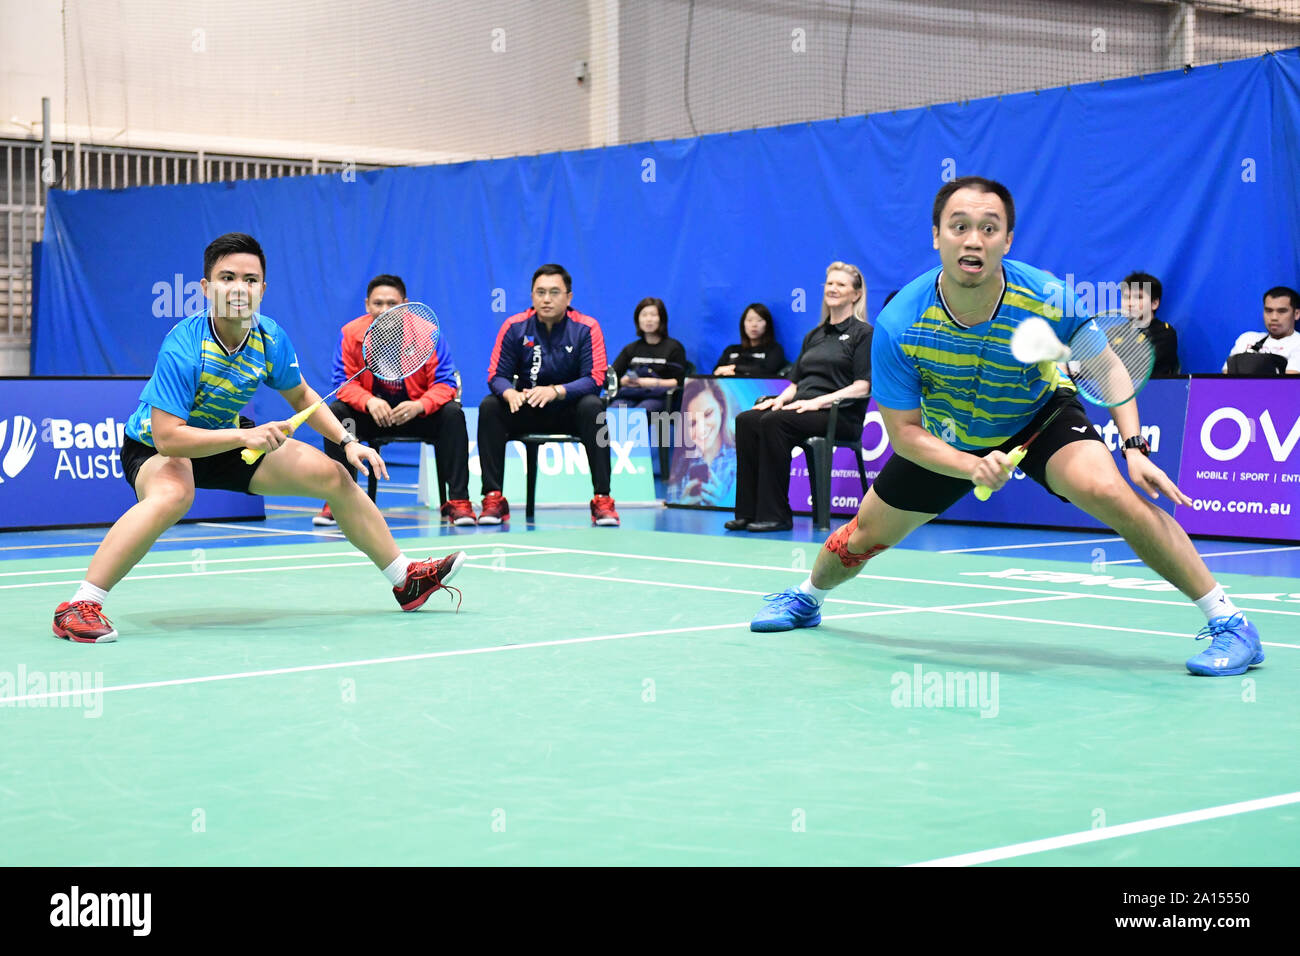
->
xmin=724 ymin=518 xmax=750 ymax=531
xmin=746 ymin=520 xmax=793 ymax=533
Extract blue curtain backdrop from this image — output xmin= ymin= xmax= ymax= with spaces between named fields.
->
xmin=36 ymin=51 xmax=1300 ymax=433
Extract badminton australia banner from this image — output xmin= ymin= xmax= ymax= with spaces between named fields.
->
xmin=1175 ymin=378 xmax=1300 ymax=539
xmin=0 ymin=378 xmax=264 ymax=530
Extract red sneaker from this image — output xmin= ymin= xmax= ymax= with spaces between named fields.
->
xmin=478 ymin=491 xmax=510 ymax=525
xmin=312 ymin=503 xmax=336 ymax=527
xmin=394 ymin=552 xmax=467 ymax=611
xmin=52 ymin=601 xmax=119 ymax=643
xmin=591 ymin=494 xmax=620 ymax=527
xmin=440 ymin=498 xmax=477 ymax=526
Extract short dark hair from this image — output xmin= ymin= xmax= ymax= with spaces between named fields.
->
xmin=1123 ymin=272 xmax=1163 ymax=303
xmin=739 ymin=303 xmax=775 ymax=347
xmin=633 ymin=297 xmax=669 ymax=338
xmin=367 ymin=274 xmax=407 ymax=299
xmin=932 ymin=176 xmax=1016 ymax=233
xmin=204 ymin=232 xmax=265 ymax=280
xmin=532 ymin=263 xmax=572 ymax=293
xmin=1263 ymin=286 xmax=1300 ymax=309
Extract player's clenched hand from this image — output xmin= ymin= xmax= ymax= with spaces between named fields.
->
xmin=970 ymin=450 xmax=1015 ymax=492
xmin=345 ymin=441 xmax=389 ymax=481
xmin=1126 ymin=454 xmax=1192 ymax=506
xmin=502 ymin=389 xmax=526 ymax=413
xmin=245 ymin=421 xmax=293 ymax=453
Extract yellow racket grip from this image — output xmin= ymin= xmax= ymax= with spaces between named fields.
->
xmin=240 ymin=401 xmax=322 ymax=464
xmin=974 ymin=445 xmax=1028 ymax=501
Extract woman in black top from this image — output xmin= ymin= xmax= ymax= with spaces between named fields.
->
xmin=713 ymin=303 xmax=787 ymax=378
xmin=727 ymin=262 xmax=873 ymax=533
xmin=610 ymin=297 xmax=688 ymax=414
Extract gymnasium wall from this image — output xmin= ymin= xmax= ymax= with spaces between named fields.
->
xmin=33 ymin=50 xmax=1300 ymax=431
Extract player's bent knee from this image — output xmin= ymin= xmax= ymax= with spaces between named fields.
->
xmin=824 ymin=517 xmax=890 ymax=569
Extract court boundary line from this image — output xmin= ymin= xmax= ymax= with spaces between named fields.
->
xmin=0 ymin=541 xmax=560 ymax=578
xmin=906 ymin=790 xmax=1300 ymax=866
xmin=5 ymin=546 xmax=1300 ymax=649
xmin=0 ymin=593 xmax=1084 ymax=706
xmin=940 ymin=536 xmax=1121 ymax=554
xmin=471 ymin=544 xmax=1300 ymax=618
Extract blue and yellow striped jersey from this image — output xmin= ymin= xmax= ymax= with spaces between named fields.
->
xmin=871 ymin=259 xmax=1091 ymax=450
xmin=124 ymin=311 xmax=303 ymax=448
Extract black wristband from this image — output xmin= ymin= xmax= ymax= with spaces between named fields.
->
xmin=1122 ymin=435 xmax=1151 ymax=457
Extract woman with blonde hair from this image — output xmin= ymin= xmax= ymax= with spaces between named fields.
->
xmin=726 ymin=261 xmax=872 ymax=533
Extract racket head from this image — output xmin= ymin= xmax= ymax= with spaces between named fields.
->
xmin=361 ymin=301 xmax=441 ymax=382
xmin=1061 ymin=310 xmax=1155 ymax=407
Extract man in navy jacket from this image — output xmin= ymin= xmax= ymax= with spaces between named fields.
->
xmin=478 ymin=263 xmax=619 ymax=526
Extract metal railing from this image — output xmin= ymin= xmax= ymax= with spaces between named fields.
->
xmin=0 ymin=137 xmax=375 ymax=348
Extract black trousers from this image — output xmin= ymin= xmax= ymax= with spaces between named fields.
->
xmin=733 ymin=407 xmax=859 ymax=523
xmin=324 ymin=399 xmax=471 ymax=500
xmin=477 ymin=393 xmax=610 ymax=496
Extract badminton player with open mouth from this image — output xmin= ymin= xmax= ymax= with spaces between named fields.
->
xmin=52 ymin=232 xmax=466 ymax=643
xmin=750 ymin=177 xmax=1264 ymax=677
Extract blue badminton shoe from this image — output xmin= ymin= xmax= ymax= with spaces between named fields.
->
xmin=751 ymin=588 xmax=822 ymax=632
xmin=1185 ymin=613 xmax=1264 ymax=676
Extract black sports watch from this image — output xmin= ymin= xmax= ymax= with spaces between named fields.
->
xmin=1122 ymin=435 xmax=1151 ymax=457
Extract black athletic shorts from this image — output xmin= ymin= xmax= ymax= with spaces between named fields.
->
xmin=872 ymin=389 xmax=1104 ymax=514
xmin=120 ymin=416 xmax=265 ymax=497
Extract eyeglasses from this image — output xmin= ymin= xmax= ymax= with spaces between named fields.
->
xmin=534 ymin=288 xmax=568 ymax=299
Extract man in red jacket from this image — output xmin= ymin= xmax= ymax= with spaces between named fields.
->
xmin=316 ymin=274 xmax=475 ymax=526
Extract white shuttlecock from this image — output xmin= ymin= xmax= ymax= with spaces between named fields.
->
xmin=1011 ymin=317 xmax=1071 ymax=364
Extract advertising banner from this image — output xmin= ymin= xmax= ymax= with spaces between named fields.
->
xmin=1175 ymin=378 xmax=1300 ymax=539
xmin=664 ymin=377 xmax=790 ymax=509
xmin=430 ymin=405 xmax=657 ymax=506
xmin=0 ymin=378 xmax=265 ymax=530
xmin=944 ymin=379 xmax=1190 ymax=529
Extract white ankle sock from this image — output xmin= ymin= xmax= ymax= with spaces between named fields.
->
xmin=797 ymin=577 xmax=833 ymax=605
xmin=382 ymin=554 xmax=412 ymax=588
xmin=72 ymin=580 xmax=109 ymax=606
xmin=1194 ymin=585 xmax=1240 ymax=622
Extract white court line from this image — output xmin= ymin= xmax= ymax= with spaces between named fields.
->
xmin=907 ymin=790 xmax=1300 ymax=867
xmin=5 ymin=547 xmax=1300 ymax=648
xmin=1105 ymin=545 xmax=1300 ymax=565
xmin=500 ymin=544 xmax=1300 ymax=618
xmin=0 ymin=594 xmax=1081 ymax=707
xmin=940 ymin=536 xmax=1121 ymax=554
xmin=0 ymin=541 xmax=561 ymax=578
xmin=197 ymin=522 xmax=345 ymax=538
xmin=0 ymin=545 xmax=569 ymax=590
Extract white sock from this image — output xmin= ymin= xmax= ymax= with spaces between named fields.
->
xmin=382 ymin=554 xmax=412 ymax=588
xmin=1194 ymin=585 xmax=1241 ymax=622
xmin=72 ymin=580 xmax=109 ymax=606
xmin=797 ymin=577 xmax=833 ymax=605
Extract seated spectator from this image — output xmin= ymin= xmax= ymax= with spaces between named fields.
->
xmin=1121 ymin=272 xmax=1179 ymax=376
xmin=478 ymin=263 xmax=619 ymax=527
xmin=667 ymin=378 xmax=737 ymax=507
xmin=1223 ymin=286 xmax=1300 ymax=375
xmin=713 ymin=304 xmax=787 ymax=377
xmin=317 ymin=274 xmax=475 ymax=527
xmin=610 ymin=297 xmax=688 ymax=414
xmin=727 ymin=261 xmax=872 ymax=533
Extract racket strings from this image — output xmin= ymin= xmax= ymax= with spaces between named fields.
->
xmin=1064 ymin=312 xmax=1155 ymax=406
xmin=363 ymin=303 xmax=440 ymax=382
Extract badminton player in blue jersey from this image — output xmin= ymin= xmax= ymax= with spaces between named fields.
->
xmin=52 ymin=233 xmax=465 ymax=643
xmin=751 ymin=177 xmax=1263 ymax=677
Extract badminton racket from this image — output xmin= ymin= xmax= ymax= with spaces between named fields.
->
xmin=974 ymin=310 xmax=1155 ymax=499
xmin=241 ymin=301 xmax=440 ymax=464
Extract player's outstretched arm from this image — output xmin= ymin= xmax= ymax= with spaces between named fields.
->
xmin=1109 ymin=400 xmax=1191 ymax=505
